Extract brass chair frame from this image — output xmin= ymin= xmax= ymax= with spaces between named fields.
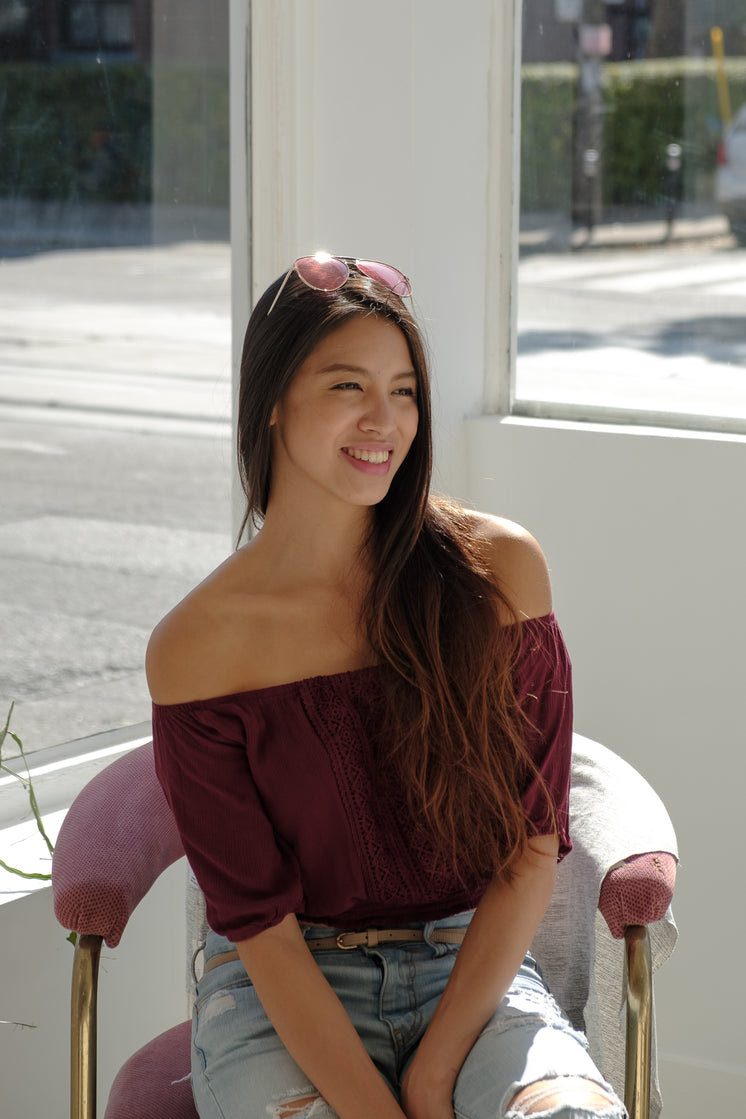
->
xmin=69 ymin=924 xmax=655 ymax=1119
xmin=57 ymin=737 xmax=675 ymax=1119
xmin=71 ymin=934 xmax=101 ymax=1119
xmin=625 ymin=925 xmax=653 ymax=1119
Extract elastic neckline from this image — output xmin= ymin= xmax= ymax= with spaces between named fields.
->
xmin=152 ymin=663 xmax=382 ymax=711
xmin=152 ymin=610 xmax=556 ymax=711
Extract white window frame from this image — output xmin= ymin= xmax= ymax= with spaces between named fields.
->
xmin=487 ymin=0 xmax=746 ymax=439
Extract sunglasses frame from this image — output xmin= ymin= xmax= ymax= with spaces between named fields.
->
xmin=266 ymin=254 xmax=412 ymax=316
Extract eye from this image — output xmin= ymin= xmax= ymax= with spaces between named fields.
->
xmin=393 ymin=386 xmax=416 ymax=398
xmin=331 ymin=381 xmax=362 ymax=391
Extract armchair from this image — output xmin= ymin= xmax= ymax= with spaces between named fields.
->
xmin=52 ymin=734 xmax=677 ymax=1119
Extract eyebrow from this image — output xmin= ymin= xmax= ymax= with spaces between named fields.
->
xmin=316 ymin=362 xmax=417 ymax=380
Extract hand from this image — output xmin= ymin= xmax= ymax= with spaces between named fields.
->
xmin=400 ymin=1053 xmax=457 ymax=1119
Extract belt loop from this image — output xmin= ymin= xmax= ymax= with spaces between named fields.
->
xmin=191 ymin=942 xmax=206 ymax=985
xmin=424 ymin=920 xmax=449 ymax=957
xmin=367 ymin=928 xmax=379 ymax=947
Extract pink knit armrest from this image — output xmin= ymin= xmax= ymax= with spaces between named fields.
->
xmin=598 ymin=851 xmax=677 ymax=940
xmin=52 ymin=742 xmax=184 ymax=947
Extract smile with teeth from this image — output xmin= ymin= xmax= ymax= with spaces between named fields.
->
xmin=343 ymin=447 xmax=392 ymax=464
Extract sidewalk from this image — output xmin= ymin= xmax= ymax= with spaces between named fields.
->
xmin=0 ymin=198 xmax=229 ymax=255
xmin=520 ymin=206 xmax=731 ymax=254
xmin=0 ymin=198 xmax=729 ymax=257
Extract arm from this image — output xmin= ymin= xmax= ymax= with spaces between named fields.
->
xmin=401 ymin=833 xmax=559 ymax=1119
xmin=402 ymin=515 xmax=562 ymax=1119
xmin=237 ymin=914 xmax=406 ymax=1119
xmin=149 ymin=597 xmax=403 ymax=1117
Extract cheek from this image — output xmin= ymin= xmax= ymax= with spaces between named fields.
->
xmin=405 ymin=405 xmax=419 ymax=443
xmin=272 ymin=399 xmax=336 ymax=461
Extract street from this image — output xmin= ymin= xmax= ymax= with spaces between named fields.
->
xmin=0 ymin=241 xmax=232 ymax=427
xmin=517 ymin=232 xmax=746 ymax=420
xmin=1 ymin=230 xmax=744 ymax=762
xmin=0 ymin=242 xmax=233 ymax=761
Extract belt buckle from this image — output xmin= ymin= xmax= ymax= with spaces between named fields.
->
xmin=336 ymin=932 xmax=360 ymax=950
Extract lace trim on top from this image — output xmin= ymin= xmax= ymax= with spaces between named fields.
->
xmin=299 ymin=670 xmax=468 ymax=909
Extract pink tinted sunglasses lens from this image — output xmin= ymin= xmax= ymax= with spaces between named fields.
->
xmin=356 ymin=260 xmax=412 ymax=297
xmin=294 ymin=255 xmax=350 ymax=291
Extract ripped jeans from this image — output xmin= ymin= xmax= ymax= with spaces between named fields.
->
xmin=191 ymin=912 xmax=626 ymax=1119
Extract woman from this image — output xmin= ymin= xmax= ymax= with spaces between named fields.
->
xmin=148 ymin=254 xmax=625 ymax=1119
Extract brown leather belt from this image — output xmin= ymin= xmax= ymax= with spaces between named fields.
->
xmin=203 ymin=926 xmax=467 ymax=973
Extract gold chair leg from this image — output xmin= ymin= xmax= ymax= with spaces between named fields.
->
xmin=71 ymin=934 xmax=103 ymax=1119
xmin=625 ymin=925 xmax=652 ymax=1119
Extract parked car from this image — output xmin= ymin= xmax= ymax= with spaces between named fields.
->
xmin=716 ymin=103 xmax=746 ymax=245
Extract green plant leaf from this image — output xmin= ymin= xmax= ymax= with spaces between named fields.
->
xmin=1 ymin=704 xmax=55 ymax=874
xmin=0 ymin=856 xmax=51 ymax=882
xmin=0 ymin=701 xmax=15 ymax=762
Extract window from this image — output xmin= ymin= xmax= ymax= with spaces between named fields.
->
xmin=516 ymin=0 xmax=746 ymax=432
xmin=0 ymin=0 xmax=43 ymax=61
xmin=0 ymin=0 xmax=232 ymax=757
xmin=64 ymin=1 xmax=134 ymax=51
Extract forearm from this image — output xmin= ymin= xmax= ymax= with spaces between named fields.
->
xmin=237 ymin=915 xmax=405 ymax=1119
xmin=408 ymin=835 xmax=559 ymax=1090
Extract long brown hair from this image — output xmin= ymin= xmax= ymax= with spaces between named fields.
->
xmin=237 ymin=265 xmax=542 ymax=883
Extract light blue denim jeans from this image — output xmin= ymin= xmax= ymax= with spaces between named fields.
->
xmin=191 ymin=911 xmax=626 ymax=1119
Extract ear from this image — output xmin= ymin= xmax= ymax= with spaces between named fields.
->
xmin=270 ymin=403 xmax=278 ymax=426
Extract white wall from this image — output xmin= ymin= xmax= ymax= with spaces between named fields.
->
xmin=465 ymin=417 xmax=746 ymax=1109
xmin=247 ymin=1 xmax=746 ymax=1113
xmin=0 ymin=866 xmax=186 ymax=1118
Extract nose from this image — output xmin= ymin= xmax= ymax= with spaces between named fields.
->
xmin=358 ymin=390 xmax=395 ymax=435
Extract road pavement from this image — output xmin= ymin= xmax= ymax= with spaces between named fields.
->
xmin=0 ymin=241 xmax=232 ymax=428
xmin=517 ymin=229 xmax=746 ymax=423
xmin=0 ymin=242 xmax=233 ymax=773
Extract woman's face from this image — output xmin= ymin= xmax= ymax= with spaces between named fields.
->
xmin=269 ymin=314 xmax=419 ymax=514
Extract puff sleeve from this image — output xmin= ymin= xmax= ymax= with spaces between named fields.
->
xmin=152 ymin=698 xmax=305 ymax=942
xmin=512 ymin=613 xmax=573 ymax=860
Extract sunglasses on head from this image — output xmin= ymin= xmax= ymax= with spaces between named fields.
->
xmin=266 ymin=253 xmax=412 ymax=316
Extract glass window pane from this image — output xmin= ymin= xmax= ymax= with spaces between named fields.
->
xmin=517 ymin=0 xmax=746 ymax=428
xmin=0 ymin=0 xmax=33 ymax=39
xmin=65 ymin=1 xmax=133 ymax=50
xmin=101 ymin=5 xmax=133 ymax=47
xmin=67 ymin=2 xmax=99 ymax=47
xmin=0 ymin=0 xmax=231 ymax=757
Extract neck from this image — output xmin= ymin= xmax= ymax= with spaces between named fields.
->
xmin=248 ymin=495 xmax=374 ymax=594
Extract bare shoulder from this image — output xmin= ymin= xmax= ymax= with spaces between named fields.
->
xmin=146 ymin=549 xmax=271 ymax=705
xmin=463 ymin=510 xmax=553 ymax=621
xmin=146 ymin=589 xmax=216 ymax=706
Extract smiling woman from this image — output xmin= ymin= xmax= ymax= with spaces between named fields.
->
xmin=144 ymin=256 xmax=625 ymax=1119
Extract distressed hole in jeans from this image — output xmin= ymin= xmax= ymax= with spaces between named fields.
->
xmin=269 ymin=1091 xmax=331 ymax=1119
xmin=199 ymin=992 xmax=237 ymax=1023
xmin=507 ymin=1076 xmax=622 ymax=1118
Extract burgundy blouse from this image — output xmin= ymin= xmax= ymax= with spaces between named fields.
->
xmin=153 ymin=612 xmax=573 ymax=943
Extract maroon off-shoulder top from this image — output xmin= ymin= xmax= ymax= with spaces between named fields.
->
xmin=153 ymin=612 xmax=572 ymax=943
